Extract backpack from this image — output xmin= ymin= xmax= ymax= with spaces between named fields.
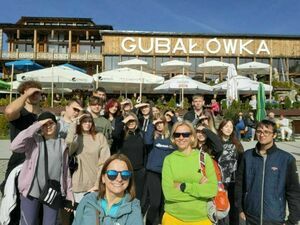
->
xmin=199 ymin=150 xmax=230 ymax=223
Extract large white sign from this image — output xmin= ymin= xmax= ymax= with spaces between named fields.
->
xmin=121 ymin=37 xmax=270 ymax=55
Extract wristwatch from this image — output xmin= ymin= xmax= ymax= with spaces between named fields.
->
xmin=180 ymin=183 xmax=186 ymax=192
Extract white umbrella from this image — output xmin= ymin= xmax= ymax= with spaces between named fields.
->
xmin=16 ymin=65 xmax=93 ymax=89
xmin=17 ymin=65 xmax=94 ymax=107
xmin=213 ymin=75 xmax=273 ymax=93
xmin=237 ymin=61 xmax=271 ymax=75
xmin=154 ymin=74 xmax=212 ymax=107
xmin=237 ymin=61 xmax=272 ymax=98
xmin=93 ymin=67 xmax=164 ymax=95
xmin=226 ymin=64 xmax=238 ymax=106
xmin=198 ymin=60 xmax=231 ymax=74
xmin=161 ymin=59 xmax=191 ymax=74
xmin=118 ymin=58 xmax=148 ymax=98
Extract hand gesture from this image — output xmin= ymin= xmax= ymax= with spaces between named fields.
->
xmin=24 ymin=88 xmax=42 ymax=98
xmin=38 ymin=118 xmax=53 ymax=126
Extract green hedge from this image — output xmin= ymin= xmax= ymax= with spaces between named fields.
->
xmin=0 ymin=114 xmax=9 ymax=139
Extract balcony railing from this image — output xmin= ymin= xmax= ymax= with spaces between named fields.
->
xmin=1 ymin=51 xmax=101 ymax=61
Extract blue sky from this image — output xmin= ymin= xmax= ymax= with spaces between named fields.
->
xmin=1 ymin=0 xmax=300 ymax=35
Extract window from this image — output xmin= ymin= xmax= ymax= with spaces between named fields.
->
xmin=223 ymin=57 xmax=237 ymax=67
xmin=104 ymin=56 xmax=120 ymax=71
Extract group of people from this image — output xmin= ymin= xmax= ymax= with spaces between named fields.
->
xmin=0 ymin=81 xmax=299 ymax=225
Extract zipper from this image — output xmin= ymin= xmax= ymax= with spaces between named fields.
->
xmin=260 ymin=155 xmax=267 ymax=225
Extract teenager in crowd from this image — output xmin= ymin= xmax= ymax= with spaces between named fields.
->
xmin=162 ymin=121 xmax=217 ymax=225
xmin=1 ymin=80 xmax=42 ymax=225
xmin=104 ymin=98 xmax=124 ymax=155
xmin=217 ymin=119 xmax=244 ymax=225
xmin=88 ymin=96 xmax=112 ymax=146
xmin=10 ymin=112 xmax=74 ymax=225
xmin=118 ymin=112 xmax=146 ymax=201
xmin=143 ymin=114 xmax=175 ymax=225
xmin=66 ymin=111 xmax=110 ymax=204
xmin=72 ymin=154 xmax=143 ymax=225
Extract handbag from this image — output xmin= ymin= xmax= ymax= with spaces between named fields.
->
xmin=38 ymin=137 xmax=64 ymax=209
xmin=199 ymin=150 xmax=230 ymax=223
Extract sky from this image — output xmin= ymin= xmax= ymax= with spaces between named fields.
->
xmin=1 ymin=0 xmax=300 ymax=35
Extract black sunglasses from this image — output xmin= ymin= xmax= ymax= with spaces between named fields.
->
xmin=106 ymin=170 xmax=132 ymax=181
xmin=173 ymin=132 xmax=191 ymax=138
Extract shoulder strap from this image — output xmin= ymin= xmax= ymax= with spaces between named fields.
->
xmin=42 ymin=136 xmax=50 ymax=182
xmin=199 ymin=149 xmax=206 ymax=177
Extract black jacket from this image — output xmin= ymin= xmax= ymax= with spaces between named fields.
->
xmin=235 ymin=143 xmax=300 ymax=225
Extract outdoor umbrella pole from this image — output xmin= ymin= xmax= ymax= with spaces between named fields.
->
xmin=9 ymin=64 xmax=14 ymax=103
xmin=51 ymin=64 xmax=54 ymax=108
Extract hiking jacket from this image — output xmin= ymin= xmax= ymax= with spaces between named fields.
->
xmin=10 ymin=122 xmax=73 ymax=202
xmin=235 ymin=143 xmax=300 ymax=225
xmin=72 ymin=192 xmax=143 ymax=225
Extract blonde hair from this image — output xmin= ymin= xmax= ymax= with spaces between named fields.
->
xmin=170 ymin=120 xmax=198 ymax=149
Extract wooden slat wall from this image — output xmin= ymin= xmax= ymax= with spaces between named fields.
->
xmin=102 ymin=35 xmax=300 ymax=58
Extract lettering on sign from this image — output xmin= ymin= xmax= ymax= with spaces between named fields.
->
xmin=121 ymin=37 xmax=270 ymax=55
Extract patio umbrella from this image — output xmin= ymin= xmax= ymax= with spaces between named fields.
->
xmin=225 ymin=64 xmax=238 ymax=106
xmin=93 ymin=67 xmax=164 ymax=96
xmin=256 ymin=82 xmax=266 ymax=121
xmin=5 ymin=59 xmax=44 ymax=102
xmin=118 ymin=58 xmax=148 ymax=98
xmin=198 ymin=60 xmax=230 ymax=74
xmin=17 ymin=65 xmax=94 ymax=107
xmin=213 ymin=75 xmax=273 ymax=93
xmin=154 ymin=74 xmax=213 ymax=107
xmin=237 ymin=61 xmax=272 ymax=98
xmin=160 ymin=59 xmax=191 ymax=75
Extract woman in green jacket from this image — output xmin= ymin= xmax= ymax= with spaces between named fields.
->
xmin=162 ymin=121 xmax=218 ymax=225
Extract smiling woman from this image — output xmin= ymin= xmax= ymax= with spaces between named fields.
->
xmin=72 ymin=154 xmax=144 ymax=225
xmin=161 ymin=120 xmax=218 ymax=225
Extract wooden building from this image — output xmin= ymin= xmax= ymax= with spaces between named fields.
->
xmin=0 ymin=17 xmax=300 ymax=83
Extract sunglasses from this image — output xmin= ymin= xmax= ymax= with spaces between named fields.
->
xmin=106 ymin=170 xmax=132 ymax=181
xmin=173 ymin=132 xmax=191 ymax=138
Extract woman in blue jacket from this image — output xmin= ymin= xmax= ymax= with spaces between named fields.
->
xmin=143 ymin=114 xmax=175 ymax=225
xmin=72 ymin=153 xmax=143 ymax=225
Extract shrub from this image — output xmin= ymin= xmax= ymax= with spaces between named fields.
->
xmin=0 ymin=114 xmax=9 ymax=139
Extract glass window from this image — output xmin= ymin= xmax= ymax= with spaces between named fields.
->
xmin=58 ymin=45 xmax=67 ymax=53
xmin=155 ymin=56 xmax=170 ymax=72
xmin=48 ymin=44 xmax=58 ymax=53
xmin=139 ymin=56 xmax=154 ymax=71
xmin=239 ymin=57 xmax=253 ymax=64
xmin=223 ymin=57 xmax=237 ymax=67
xmin=190 ymin=57 xmax=204 ymax=74
xmin=289 ymin=58 xmax=300 ymax=74
xmin=256 ymin=58 xmax=270 ymax=64
xmin=104 ymin=56 xmax=120 ymax=71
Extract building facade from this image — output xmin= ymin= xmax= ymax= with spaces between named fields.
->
xmin=0 ymin=16 xmax=113 ymax=75
xmin=0 ymin=17 xmax=300 ymax=83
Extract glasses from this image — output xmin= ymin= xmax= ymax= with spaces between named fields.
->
xmin=106 ymin=170 xmax=132 ymax=181
xmin=173 ymin=132 xmax=191 ymax=138
xmin=256 ymin=130 xmax=273 ymax=136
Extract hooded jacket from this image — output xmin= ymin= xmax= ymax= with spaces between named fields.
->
xmin=10 ymin=122 xmax=73 ymax=202
xmin=72 ymin=192 xmax=143 ymax=225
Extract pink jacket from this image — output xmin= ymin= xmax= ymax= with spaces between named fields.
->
xmin=10 ymin=122 xmax=74 ymax=202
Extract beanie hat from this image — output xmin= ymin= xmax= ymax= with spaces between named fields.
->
xmin=37 ymin=111 xmax=57 ymax=124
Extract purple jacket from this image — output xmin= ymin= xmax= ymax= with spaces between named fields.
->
xmin=10 ymin=122 xmax=74 ymax=202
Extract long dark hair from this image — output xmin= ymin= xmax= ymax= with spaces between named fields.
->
xmin=98 ymin=154 xmax=136 ymax=201
xmin=218 ymin=119 xmax=243 ymax=154
xmin=76 ymin=110 xmax=97 ymax=140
